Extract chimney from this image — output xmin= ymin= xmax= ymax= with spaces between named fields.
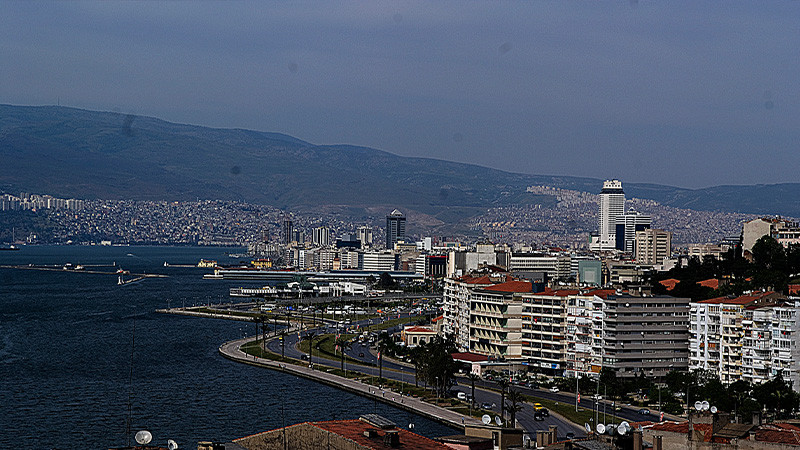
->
xmin=549 ymin=425 xmax=558 ymax=444
xmin=384 ymin=430 xmax=400 ymax=448
xmin=536 ymin=430 xmax=548 ymax=448
xmin=632 ymin=429 xmax=643 ymax=449
xmin=653 ymin=435 xmax=663 ymax=450
xmin=752 ymin=411 xmax=762 ymax=426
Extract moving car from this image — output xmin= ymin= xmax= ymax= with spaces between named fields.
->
xmin=533 ymin=403 xmax=549 ymax=416
xmin=549 ymin=387 xmax=560 ymax=393
xmin=638 ymin=408 xmax=651 ymax=415
xmin=481 ymin=402 xmax=494 ymax=410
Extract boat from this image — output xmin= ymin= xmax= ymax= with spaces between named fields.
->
xmin=0 ymin=245 xmax=20 ymax=251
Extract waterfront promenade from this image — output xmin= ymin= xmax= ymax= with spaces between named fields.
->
xmin=218 ymin=336 xmax=482 ymax=430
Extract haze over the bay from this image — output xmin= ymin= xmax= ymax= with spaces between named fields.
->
xmin=1 ymin=2 xmax=797 ymax=189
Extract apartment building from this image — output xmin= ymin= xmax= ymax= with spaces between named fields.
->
xmin=601 ymin=293 xmax=690 ymax=378
xmin=690 ymin=292 xmax=800 ymax=389
xmin=634 ymin=229 xmax=672 ymax=265
xmin=468 ymin=280 xmax=531 ymax=359
xmin=442 ymin=273 xmax=502 ymax=351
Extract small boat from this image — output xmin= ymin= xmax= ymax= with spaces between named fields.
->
xmin=0 ymin=245 xmax=20 ymax=251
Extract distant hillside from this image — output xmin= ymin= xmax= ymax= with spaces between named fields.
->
xmin=1 ymin=104 xmax=798 ymax=220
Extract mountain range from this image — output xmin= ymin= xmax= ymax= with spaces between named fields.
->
xmin=1 ymin=104 xmax=798 ymax=222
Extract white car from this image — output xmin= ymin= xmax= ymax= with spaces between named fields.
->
xmin=549 ymin=387 xmax=560 ymax=393
xmin=457 ymin=392 xmax=467 ymax=400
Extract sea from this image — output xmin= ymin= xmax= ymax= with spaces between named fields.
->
xmin=0 ymin=245 xmax=456 ymax=449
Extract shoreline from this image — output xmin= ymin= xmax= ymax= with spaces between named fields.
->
xmin=218 ymin=335 xmax=477 ymax=431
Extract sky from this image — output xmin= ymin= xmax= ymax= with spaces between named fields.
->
xmin=1 ymin=1 xmax=798 ymax=189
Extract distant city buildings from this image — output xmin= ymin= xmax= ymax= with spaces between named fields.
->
xmin=385 ymin=209 xmax=406 ymax=249
xmin=0 ymin=193 xmax=84 ymax=211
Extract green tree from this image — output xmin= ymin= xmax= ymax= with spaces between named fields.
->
xmin=334 ymin=335 xmax=353 ymax=372
xmin=416 ymin=335 xmax=458 ymax=398
xmin=467 ymin=372 xmax=480 ymax=407
xmin=376 ymin=333 xmax=394 ymax=380
xmin=302 ymin=331 xmax=317 ymax=369
xmin=505 ymin=388 xmax=526 ymax=427
xmin=752 ymin=236 xmax=787 ymax=272
xmin=496 ymin=378 xmax=511 ymax=422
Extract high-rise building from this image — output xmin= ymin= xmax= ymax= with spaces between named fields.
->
xmin=597 ymin=180 xmax=625 ymax=250
xmin=357 ymin=226 xmax=373 ymax=249
xmin=615 ymin=210 xmax=651 ymax=252
xmin=282 ymin=218 xmax=294 ymax=245
xmin=385 ymin=209 xmax=406 ymax=249
xmin=634 ymin=228 xmax=672 ymax=265
xmin=312 ymin=226 xmax=330 ymax=247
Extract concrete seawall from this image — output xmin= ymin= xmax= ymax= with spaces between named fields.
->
xmin=218 ymin=336 xmax=477 ymax=431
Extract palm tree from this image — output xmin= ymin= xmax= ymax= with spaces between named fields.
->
xmin=505 ymin=388 xmax=526 ymax=428
xmin=302 ymin=331 xmax=317 ymax=369
xmin=334 ymin=335 xmax=353 ymax=372
xmin=409 ymin=346 xmax=423 ymax=387
xmin=467 ymin=373 xmax=480 ymax=407
xmin=496 ymin=378 xmax=511 ymax=422
xmin=376 ymin=333 xmax=394 ymax=381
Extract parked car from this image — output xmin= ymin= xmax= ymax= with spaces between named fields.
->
xmin=549 ymin=387 xmax=560 ymax=393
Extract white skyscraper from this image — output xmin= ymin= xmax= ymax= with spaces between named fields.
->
xmin=595 ymin=180 xmax=625 ymax=250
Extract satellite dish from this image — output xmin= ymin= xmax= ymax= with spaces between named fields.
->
xmin=618 ymin=421 xmax=630 ymax=435
xmin=596 ymin=424 xmax=606 ymax=434
xmin=694 ymin=401 xmax=703 ymax=411
xmin=710 ymin=406 xmax=718 ymax=414
xmin=701 ymin=401 xmax=710 ymax=411
xmin=607 ymin=424 xmax=616 ymax=436
xmin=495 ymin=416 xmax=503 ymax=426
xmin=168 ymin=439 xmax=179 ymax=450
xmin=135 ymin=430 xmax=152 ymax=445
xmin=482 ymin=414 xmax=492 ymax=425
xmin=585 ymin=423 xmax=592 ymax=433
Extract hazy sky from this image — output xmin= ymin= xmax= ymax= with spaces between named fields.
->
xmin=1 ymin=2 xmax=798 ymax=189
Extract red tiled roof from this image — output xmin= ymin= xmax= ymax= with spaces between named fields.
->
xmin=404 ymin=326 xmax=435 ymax=333
xmin=312 ymin=419 xmax=450 ymax=449
xmin=772 ymin=423 xmax=800 ymax=432
xmin=790 ymin=284 xmax=800 ymax=295
xmin=451 ymin=352 xmax=489 ymax=362
xmin=460 ymin=275 xmax=494 ymax=285
xmin=697 ymin=279 xmax=720 ymax=290
xmin=647 ymin=421 xmax=714 ymax=441
xmin=587 ymin=289 xmax=616 ymax=299
xmin=311 ymin=420 xmax=450 ymax=450
xmin=431 ymin=315 xmax=444 ymax=322
xmin=483 ymin=280 xmax=533 ymax=293
xmin=753 ymin=428 xmax=800 ymax=446
xmin=660 ymin=278 xmax=680 ymax=290
xmin=699 ymin=291 xmax=776 ymax=305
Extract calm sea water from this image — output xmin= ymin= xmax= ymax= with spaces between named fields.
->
xmin=0 ymin=246 xmax=455 ymax=449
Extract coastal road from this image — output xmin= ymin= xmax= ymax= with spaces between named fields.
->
xmin=269 ymin=328 xmax=585 ymax=440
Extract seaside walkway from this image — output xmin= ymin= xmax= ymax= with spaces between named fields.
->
xmin=218 ymin=336 xmax=482 ymax=430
